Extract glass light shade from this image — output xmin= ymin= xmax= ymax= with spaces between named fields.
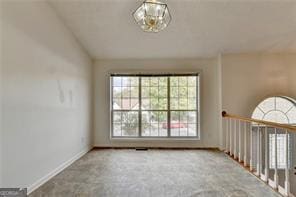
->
xmin=133 ymin=0 xmax=171 ymax=33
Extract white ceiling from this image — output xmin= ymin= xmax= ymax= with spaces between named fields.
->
xmin=49 ymin=0 xmax=296 ymax=59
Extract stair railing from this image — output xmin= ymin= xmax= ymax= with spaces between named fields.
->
xmin=222 ymin=111 xmax=296 ymax=197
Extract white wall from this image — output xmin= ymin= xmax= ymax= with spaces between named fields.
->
xmin=94 ymin=59 xmax=220 ymax=148
xmin=0 ymin=1 xmax=3 ymax=186
xmin=221 ymin=53 xmax=296 ymax=117
xmin=0 ymin=1 xmax=93 ymax=190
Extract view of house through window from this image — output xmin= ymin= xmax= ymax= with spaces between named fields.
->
xmin=111 ymin=74 xmax=199 ymax=138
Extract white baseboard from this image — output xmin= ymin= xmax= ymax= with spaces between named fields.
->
xmin=27 ymin=147 xmax=92 ymax=194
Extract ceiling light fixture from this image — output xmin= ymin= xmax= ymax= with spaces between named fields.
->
xmin=133 ymin=0 xmax=171 ymax=33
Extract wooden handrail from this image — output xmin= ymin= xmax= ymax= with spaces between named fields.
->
xmin=222 ymin=111 xmax=296 ymax=132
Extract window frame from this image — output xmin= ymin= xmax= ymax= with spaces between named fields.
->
xmin=268 ymin=132 xmax=292 ymax=170
xmin=109 ymin=73 xmax=200 ymax=139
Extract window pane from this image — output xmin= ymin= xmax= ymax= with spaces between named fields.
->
xmin=142 ymin=123 xmax=150 ymax=136
xmin=113 ymin=87 xmax=122 ymax=98
xmin=150 ymin=87 xmax=158 ymax=97
xmin=159 ymin=77 xmax=167 ymax=86
xmin=188 ymin=111 xmax=197 ymax=123
xmin=170 ymin=77 xmax=178 ymax=86
xmin=180 ymin=111 xmax=188 ymax=123
xmin=170 ymin=76 xmax=198 ymax=111
xmin=113 ymin=77 xmax=122 ymax=86
xmin=170 ymin=87 xmax=178 ymax=98
xmin=159 ymin=88 xmax=167 ymax=98
xmin=170 ymin=111 xmax=197 ymax=137
xmin=158 ymin=99 xmax=167 ymax=110
xmin=113 ymin=94 xmax=139 ymax=110
xmin=141 ymin=77 xmax=168 ymax=110
xmin=179 ymin=98 xmax=188 ymax=109
xmin=121 ymin=111 xmax=139 ymax=136
xmin=188 ymin=77 xmax=196 ymax=86
xmin=113 ymin=123 xmax=121 ymax=136
xmin=180 ymin=124 xmax=188 ymax=136
xmin=121 ymin=98 xmax=130 ymax=110
xmin=112 ymin=76 xmax=140 ymax=110
xmin=113 ymin=98 xmax=121 ymax=109
xmin=142 ymin=98 xmax=150 ymax=109
xmin=171 ymin=98 xmax=178 ymax=110
xmin=188 ymin=98 xmax=196 ymax=110
xmin=130 ymin=77 xmax=139 ymax=87
xmin=131 ymin=87 xmax=139 ymax=98
xmin=142 ymin=111 xmax=168 ymax=137
xmin=130 ymin=98 xmax=139 ymax=110
xmin=113 ymin=112 xmax=121 ymax=123
xmin=142 ymin=78 xmax=150 ymax=86
xmin=150 ymin=78 xmax=158 ymax=86
xmin=269 ymin=133 xmax=290 ymax=169
xmin=170 ymin=111 xmax=180 ymax=136
xmin=179 ymin=87 xmax=188 ymax=98
xmin=142 ymin=86 xmax=150 ymax=97
xmin=188 ymin=124 xmax=197 ymax=136
xmin=121 ymin=87 xmax=130 ymax=97
xmin=121 ymin=77 xmax=139 ymax=86
xmin=188 ymin=87 xmax=196 ymax=97
xmin=178 ymin=77 xmax=188 ymax=86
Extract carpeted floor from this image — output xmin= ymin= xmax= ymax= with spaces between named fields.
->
xmin=30 ymin=149 xmax=281 ymax=197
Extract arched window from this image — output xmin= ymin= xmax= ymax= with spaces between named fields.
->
xmin=251 ymin=96 xmax=295 ymax=169
xmin=252 ymin=96 xmax=296 ymax=125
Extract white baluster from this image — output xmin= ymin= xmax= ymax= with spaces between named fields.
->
xmin=230 ymin=119 xmax=233 ymax=156
xmin=250 ymin=123 xmax=253 ymax=171
xmin=264 ymin=126 xmax=269 ymax=182
xmin=259 ymin=125 xmax=263 ymax=177
xmin=244 ymin=121 xmax=247 ymax=166
xmin=256 ymin=124 xmax=261 ymax=176
xmin=238 ymin=120 xmax=242 ymax=162
xmin=234 ymin=119 xmax=237 ymax=159
xmin=274 ymin=128 xmax=278 ymax=189
xmin=284 ymin=129 xmax=290 ymax=196
xmin=225 ymin=118 xmax=229 ymax=153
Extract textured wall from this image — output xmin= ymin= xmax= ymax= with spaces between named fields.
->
xmin=221 ymin=53 xmax=296 ymax=117
xmin=1 ymin=1 xmax=93 ymax=189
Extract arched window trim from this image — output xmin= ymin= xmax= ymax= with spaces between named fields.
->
xmin=252 ymin=96 xmax=296 ymax=125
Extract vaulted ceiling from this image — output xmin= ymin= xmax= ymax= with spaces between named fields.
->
xmin=49 ymin=0 xmax=296 ymax=59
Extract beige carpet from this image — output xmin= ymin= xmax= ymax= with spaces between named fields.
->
xmin=30 ymin=149 xmax=281 ymax=197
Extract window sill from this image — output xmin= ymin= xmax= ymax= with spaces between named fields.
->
xmin=110 ymin=137 xmax=200 ymax=141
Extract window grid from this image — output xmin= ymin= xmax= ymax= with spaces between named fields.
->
xmin=269 ymin=132 xmax=291 ymax=169
xmin=111 ymin=74 xmax=199 ymax=138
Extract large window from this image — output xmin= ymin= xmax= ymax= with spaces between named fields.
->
xmin=111 ymin=74 xmax=199 ymax=138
